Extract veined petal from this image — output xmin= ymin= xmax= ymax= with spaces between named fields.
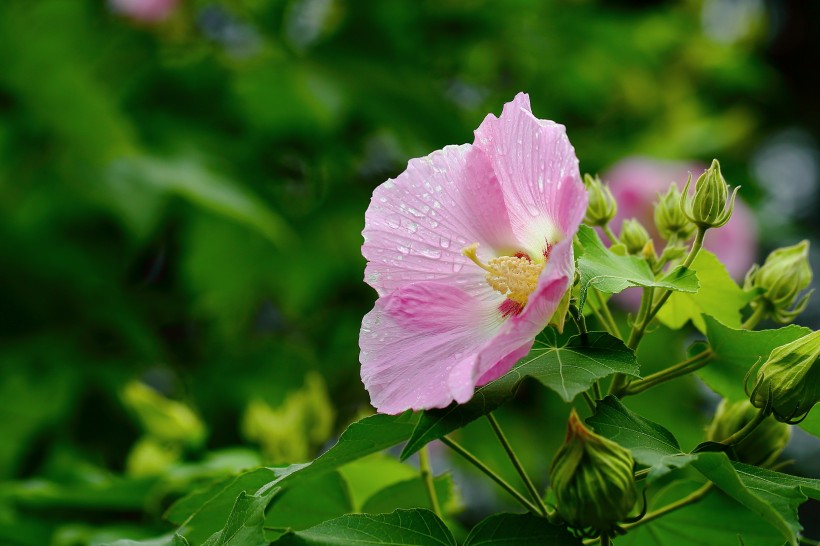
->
xmin=360 ymin=282 xmax=503 ymax=414
xmin=363 ymin=144 xmax=517 ymax=297
xmin=474 ymin=92 xmax=587 ymax=253
xmin=448 ymin=238 xmax=576 ymax=398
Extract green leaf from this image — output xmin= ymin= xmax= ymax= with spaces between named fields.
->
xmin=106 ymin=535 xmax=191 ymax=546
xmin=401 ymin=331 xmax=637 ymax=459
xmin=202 ymin=487 xmax=278 ymax=546
xmin=586 ymin=396 xmax=695 ymax=482
xmin=265 ymin=471 xmax=352 ymax=531
xmin=463 ymin=513 xmax=580 ymax=546
xmin=168 ymin=412 xmax=418 ymax=544
xmin=272 ymin=508 xmax=457 ymax=546
xmin=576 ymin=225 xmax=698 ymax=312
xmin=620 ymin=479 xmax=784 ymax=546
xmin=339 ymin=454 xmax=419 ymax=512
xmin=692 ymin=453 xmax=819 ymax=545
xmin=361 ymin=474 xmax=459 ymax=515
xmin=700 ymin=316 xmax=811 ymax=403
xmin=656 ymin=250 xmax=758 ymax=331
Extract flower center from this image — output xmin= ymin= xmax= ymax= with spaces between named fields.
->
xmin=462 ymin=243 xmax=544 ymax=306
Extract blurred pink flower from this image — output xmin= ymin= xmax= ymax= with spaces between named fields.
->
xmin=604 ymin=157 xmax=757 ymax=280
xmin=110 ymin=0 xmax=178 ymax=23
xmin=360 ymin=93 xmax=587 ymax=414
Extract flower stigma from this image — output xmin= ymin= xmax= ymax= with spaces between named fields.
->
xmin=462 ymin=243 xmax=545 ymax=312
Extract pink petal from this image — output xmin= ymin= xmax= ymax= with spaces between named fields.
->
xmin=474 ymin=93 xmax=587 ymax=251
xmin=448 ymin=238 xmax=576 ymax=399
xmin=363 ymin=144 xmax=518 ymax=297
xmin=360 ymin=282 xmax=503 ymax=414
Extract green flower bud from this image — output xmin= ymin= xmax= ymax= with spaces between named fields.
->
xmin=706 ymin=399 xmax=790 ymax=467
xmin=681 ymin=160 xmax=739 ymax=229
xmin=654 ymin=182 xmax=695 ymax=240
xmin=583 ymin=174 xmax=617 ymax=227
xmin=122 ymin=382 xmax=206 ymax=447
xmin=750 ymin=331 xmax=820 ymax=423
xmin=744 ymin=240 xmax=813 ymax=324
xmin=549 ymin=409 xmax=637 ymax=537
xmin=620 ymin=218 xmax=651 ymax=255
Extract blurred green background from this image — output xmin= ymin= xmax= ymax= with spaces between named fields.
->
xmin=1 ymin=0 xmax=818 ymax=544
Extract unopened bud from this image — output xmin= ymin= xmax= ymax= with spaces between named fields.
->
xmin=681 ymin=160 xmax=738 ymax=229
xmin=654 ymin=183 xmax=695 ymax=240
xmin=706 ymin=399 xmax=790 ymax=467
xmin=745 ymin=240 xmax=813 ymax=324
xmin=750 ymin=331 xmax=820 ymax=424
xmin=583 ymin=174 xmax=617 ymax=227
xmin=619 ymin=219 xmax=651 ymax=255
xmin=122 ymin=382 xmax=206 ymax=447
xmin=549 ymin=409 xmax=637 ymax=537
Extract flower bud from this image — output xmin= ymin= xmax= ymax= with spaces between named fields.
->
xmin=744 ymin=240 xmax=813 ymax=324
xmin=620 ymin=218 xmax=651 ymax=255
xmin=706 ymin=399 xmax=790 ymax=467
xmin=122 ymin=382 xmax=206 ymax=447
xmin=549 ymin=409 xmax=637 ymax=537
xmin=654 ymin=182 xmax=695 ymax=240
xmin=681 ymin=160 xmax=738 ymax=229
xmin=583 ymin=174 xmax=617 ymax=227
xmin=750 ymin=331 xmax=820 ymax=423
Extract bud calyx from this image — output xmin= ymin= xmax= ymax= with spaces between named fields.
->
xmin=745 ymin=240 xmax=813 ymax=324
xmin=707 ymin=399 xmax=790 ymax=467
xmin=583 ymin=174 xmax=617 ymax=227
xmin=681 ymin=160 xmax=738 ymax=229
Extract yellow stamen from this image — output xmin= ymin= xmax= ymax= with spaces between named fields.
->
xmin=462 ymin=243 xmax=543 ymax=306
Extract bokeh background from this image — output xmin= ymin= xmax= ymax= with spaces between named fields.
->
xmin=1 ymin=0 xmax=818 ymax=544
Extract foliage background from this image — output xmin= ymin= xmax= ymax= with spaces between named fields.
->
xmin=0 ymin=0 xmax=818 ymax=544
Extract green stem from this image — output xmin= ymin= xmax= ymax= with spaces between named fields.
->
xmin=486 ymin=414 xmax=550 ymax=517
xmin=622 ymin=483 xmax=712 ymax=531
xmin=419 ymin=445 xmax=442 ymax=519
xmin=582 ymin=391 xmax=597 ymax=412
xmin=609 ymin=287 xmax=653 ymax=395
xmin=603 ymin=224 xmax=619 ymax=245
xmin=722 ymin=406 xmax=769 ymax=447
xmin=620 ymin=349 xmax=714 ymax=396
xmin=593 ymin=380 xmax=603 ymax=400
xmin=634 ymin=468 xmax=650 ymax=481
xmin=593 ymin=289 xmax=621 ymax=339
xmin=741 ymin=305 xmax=766 ymax=330
xmin=600 ymin=534 xmax=612 ymax=546
xmin=440 ymin=436 xmax=541 ymax=514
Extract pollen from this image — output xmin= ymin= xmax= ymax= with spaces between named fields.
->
xmin=462 ymin=243 xmax=544 ymax=306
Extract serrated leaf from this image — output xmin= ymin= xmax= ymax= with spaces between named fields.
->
xmin=362 ymin=474 xmax=459 ymax=515
xmin=692 ymin=453 xmax=820 ymax=546
xmin=463 ymin=513 xmax=580 ymax=546
xmin=657 ymin=250 xmax=758 ymax=331
xmin=202 ymin=487 xmax=278 ymax=546
xmin=401 ymin=332 xmax=636 ymax=459
xmin=272 ymin=508 xmax=456 ymax=546
xmin=168 ymin=412 xmax=418 ymax=544
xmin=586 ymin=396 xmax=695 ymax=482
xmin=621 ymin=479 xmax=784 ymax=546
xmin=576 ymin=225 xmax=698 ymax=312
xmin=265 ymin=471 xmax=352 ymax=531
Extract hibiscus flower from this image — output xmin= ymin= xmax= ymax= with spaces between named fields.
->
xmin=360 ymin=93 xmax=588 ymax=414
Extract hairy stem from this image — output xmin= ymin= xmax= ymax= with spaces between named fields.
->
xmin=440 ymin=436 xmax=541 ymax=514
xmin=419 ymin=445 xmax=442 ymax=519
xmin=620 ymin=349 xmax=714 ymax=396
xmin=486 ymin=413 xmax=550 ymax=517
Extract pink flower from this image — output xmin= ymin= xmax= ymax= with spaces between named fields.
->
xmin=605 ymin=157 xmax=757 ymax=280
xmin=359 ymin=93 xmax=587 ymax=414
xmin=110 ymin=0 xmax=178 ymax=23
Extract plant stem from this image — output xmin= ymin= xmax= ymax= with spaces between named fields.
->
xmin=722 ymin=406 xmax=769 ymax=447
xmin=486 ymin=413 xmax=550 ymax=517
xmin=593 ymin=380 xmax=603 ymax=400
xmin=609 ymin=286 xmax=653 ymax=395
xmin=582 ymin=391 xmax=597 ymax=412
xmin=419 ymin=445 xmax=442 ymax=519
xmin=600 ymin=534 xmax=612 ymax=546
xmin=741 ymin=305 xmax=766 ymax=330
xmin=634 ymin=468 xmax=650 ymax=481
xmin=603 ymin=224 xmax=619 ymax=245
xmin=622 ymin=483 xmax=712 ymax=532
xmin=593 ymin=289 xmax=621 ymax=339
xmin=440 ymin=436 xmax=541 ymax=515
xmin=620 ymin=349 xmax=714 ymax=396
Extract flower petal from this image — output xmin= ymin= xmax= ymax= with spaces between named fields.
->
xmin=363 ymin=144 xmax=517 ymax=297
xmin=360 ymin=282 xmax=502 ymax=414
xmin=448 ymin=238 xmax=576 ymax=399
xmin=474 ymin=93 xmax=587 ymax=253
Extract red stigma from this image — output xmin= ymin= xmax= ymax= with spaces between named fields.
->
xmin=543 ymin=242 xmax=553 ymax=261
xmin=499 ymin=298 xmax=525 ymax=318
xmin=514 ymin=251 xmax=532 ymax=262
